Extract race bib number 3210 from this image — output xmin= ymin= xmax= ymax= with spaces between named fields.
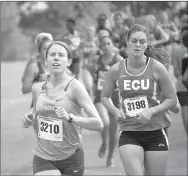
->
xmin=124 ymin=96 xmax=149 ymax=117
xmin=37 ymin=116 xmax=63 ymax=141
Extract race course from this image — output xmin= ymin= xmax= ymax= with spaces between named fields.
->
xmin=1 ymin=61 xmax=187 ymax=175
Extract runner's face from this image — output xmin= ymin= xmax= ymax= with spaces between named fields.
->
xmin=46 ymin=44 xmax=70 ymax=74
xmin=100 ymin=37 xmax=113 ymax=54
xmin=127 ymin=31 xmax=148 ymax=57
xmin=40 ymin=41 xmax=51 ymax=60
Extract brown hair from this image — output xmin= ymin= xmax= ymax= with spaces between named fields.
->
xmin=46 ymin=41 xmax=72 ymax=59
xmin=127 ymin=24 xmax=149 ymax=41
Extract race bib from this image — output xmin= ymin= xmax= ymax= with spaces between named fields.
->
xmin=97 ymin=78 xmax=104 ymax=90
xmin=123 ymin=96 xmax=149 ymax=117
xmin=37 ymin=116 xmax=63 ymax=141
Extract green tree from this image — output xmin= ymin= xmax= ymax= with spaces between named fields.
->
xmin=1 ymin=2 xmax=32 ymax=61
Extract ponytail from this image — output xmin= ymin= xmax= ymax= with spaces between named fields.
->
xmin=144 ymin=45 xmax=155 ymax=58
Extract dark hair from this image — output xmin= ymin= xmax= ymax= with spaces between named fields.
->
xmin=98 ymin=13 xmax=107 ymax=21
xmin=154 ymin=49 xmax=171 ymax=66
xmin=66 ymin=18 xmax=76 ymax=25
xmin=144 ymin=45 xmax=155 ymax=58
xmin=181 ymin=23 xmax=188 ymax=34
xmin=46 ymin=41 xmax=72 ymax=59
xmin=124 ymin=17 xmax=135 ymax=28
xmin=182 ymin=30 xmax=188 ymax=48
xmin=127 ymin=24 xmax=149 ymax=41
xmin=114 ymin=12 xmax=123 ymax=19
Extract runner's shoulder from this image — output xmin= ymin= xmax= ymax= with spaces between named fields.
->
xmin=32 ymin=81 xmax=46 ymax=94
xmin=109 ymin=61 xmax=122 ymax=75
xmin=152 ymin=58 xmax=168 ymax=79
xmin=69 ymin=78 xmax=87 ymax=96
xmin=115 ymin=53 xmax=123 ymax=62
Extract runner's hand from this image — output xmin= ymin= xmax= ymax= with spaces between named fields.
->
xmin=136 ymin=108 xmax=153 ymax=124
xmin=55 ymin=106 xmax=69 ymax=121
xmin=115 ymin=108 xmax=126 ymax=121
xmin=22 ymin=112 xmax=34 ymax=128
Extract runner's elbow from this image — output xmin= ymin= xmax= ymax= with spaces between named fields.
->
xmin=21 ymin=86 xmax=31 ymax=94
xmin=97 ymin=121 xmax=104 ymax=132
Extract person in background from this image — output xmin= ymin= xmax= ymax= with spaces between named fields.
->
xmin=21 ymin=33 xmax=53 ymax=95
xmin=140 ymin=15 xmax=170 ymax=48
xmin=79 ymin=26 xmax=98 ymax=98
xmin=90 ymin=36 xmax=123 ymax=167
xmin=56 ymin=18 xmax=82 ymax=78
xmin=172 ymin=24 xmax=188 ymax=135
xmin=22 ymin=41 xmax=103 ymax=175
xmin=111 ymin=11 xmax=129 ymax=49
xmin=96 ymin=14 xmax=112 ymax=36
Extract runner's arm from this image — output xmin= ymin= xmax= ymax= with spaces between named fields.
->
xmin=150 ymin=61 xmax=177 ymax=115
xmin=101 ymin=63 xmax=122 ymax=118
xmin=71 ymin=80 xmax=103 ymax=132
xmin=30 ymin=83 xmax=41 ymax=134
xmin=169 ymin=100 xmax=180 ymax=114
xmin=21 ymin=61 xmax=37 ymax=94
xmin=151 ymin=25 xmax=169 ymax=46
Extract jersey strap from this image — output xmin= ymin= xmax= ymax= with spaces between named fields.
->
xmin=64 ymin=78 xmax=75 ymax=92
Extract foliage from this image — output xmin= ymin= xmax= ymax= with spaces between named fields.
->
xmin=1 ymin=2 xmax=33 ymax=61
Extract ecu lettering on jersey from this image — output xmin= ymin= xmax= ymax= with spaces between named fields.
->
xmin=124 ymin=79 xmax=150 ymax=91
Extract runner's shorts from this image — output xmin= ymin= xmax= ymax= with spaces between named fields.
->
xmin=118 ymin=129 xmax=169 ymax=151
xmin=33 ymin=147 xmax=84 ymax=175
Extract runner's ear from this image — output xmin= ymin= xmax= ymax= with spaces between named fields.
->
xmin=67 ymin=59 xmax=72 ymax=67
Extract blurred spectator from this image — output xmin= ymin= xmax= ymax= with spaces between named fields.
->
xmin=78 ymin=26 xmax=98 ymax=97
xmin=180 ymin=14 xmax=188 ymax=29
xmin=124 ymin=16 xmax=135 ymax=29
xmin=141 ymin=14 xmax=170 ymax=48
xmin=96 ymin=14 xmax=112 ymax=35
xmin=122 ymin=4 xmax=132 ymax=17
xmin=159 ymin=11 xmax=179 ymax=44
xmin=111 ymin=12 xmax=129 ymax=49
xmin=56 ymin=18 xmax=82 ymax=78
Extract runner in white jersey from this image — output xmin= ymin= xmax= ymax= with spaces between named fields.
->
xmin=101 ymin=24 xmax=177 ymax=175
xmin=22 ymin=41 xmax=103 ymax=175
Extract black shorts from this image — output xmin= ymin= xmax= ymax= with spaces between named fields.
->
xmin=118 ymin=129 xmax=169 ymax=151
xmin=177 ymin=92 xmax=188 ymax=106
xmin=33 ymin=147 xmax=84 ymax=175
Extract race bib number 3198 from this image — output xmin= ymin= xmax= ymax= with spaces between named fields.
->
xmin=124 ymin=96 xmax=149 ymax=117
xmin=37 ymin=116 xmax=63 ymax=141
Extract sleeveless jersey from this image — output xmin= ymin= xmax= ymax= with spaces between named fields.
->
xmin=95 ymin=54 xmax=120 ymax=92
xmin=32 ymin=78 xmax=83 ymax=160
xmin=117 ymin=58 xmax=171 ymax=131
xmin=94 ymin=54 xmax=121 ymax=106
